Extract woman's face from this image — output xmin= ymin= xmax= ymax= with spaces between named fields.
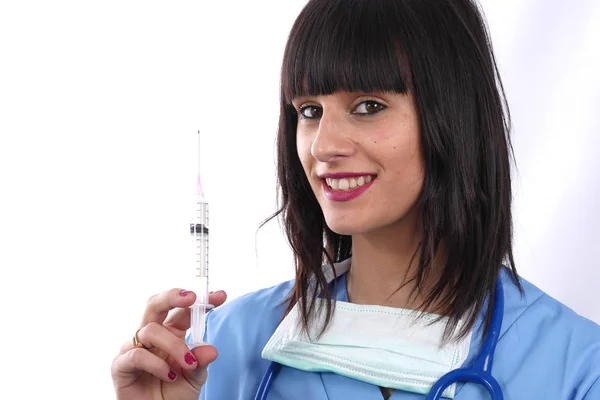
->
xmin=294 ymin=90 xmax=424 ymax=236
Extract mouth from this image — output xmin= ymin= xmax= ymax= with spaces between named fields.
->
xmin=322 ymin=174 xmax=377 ymax=191
xmin=318 ymin=173 xmax=377 ymax=202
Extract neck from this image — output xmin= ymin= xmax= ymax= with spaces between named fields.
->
xmin=346 ymin=211 xmax=445 ymax=312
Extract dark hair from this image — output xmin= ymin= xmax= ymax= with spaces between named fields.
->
xmin=262 ymin=0 xmax=522 ymax=341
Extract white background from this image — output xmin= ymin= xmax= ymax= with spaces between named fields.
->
xmin=0 ymin=1 xmax=598 ymax=398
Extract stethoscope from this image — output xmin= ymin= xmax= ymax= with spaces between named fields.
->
xmin=254 ymin=278 xmax=504 ymax=400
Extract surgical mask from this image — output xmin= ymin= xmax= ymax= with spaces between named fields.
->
xmin=262 ymin=262 xmax=472 ymax=398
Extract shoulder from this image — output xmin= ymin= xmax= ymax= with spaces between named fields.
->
xmin=200 ymin=279 xmax=294 ymax=399
xmin=205 ymin=278 xmax=294 ymax=349
xmin=496 ymin=268 xmax=600 ymax=398
xmin=502 ymin=268 xmax=600 ymax=345
xmin=206 ymin=278 xmax=294 ymax=335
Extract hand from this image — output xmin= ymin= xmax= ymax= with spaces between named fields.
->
xmin=111 ymin=289 xmax=227 ymax=400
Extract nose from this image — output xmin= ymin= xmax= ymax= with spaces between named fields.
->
xmin=310 ymin=111 xmax=355 ymax=163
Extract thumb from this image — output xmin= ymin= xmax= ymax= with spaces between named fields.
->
xmin=183 ymin=344 xmax=218 ymax=389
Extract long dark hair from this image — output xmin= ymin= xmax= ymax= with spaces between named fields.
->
xmin=261 ymin=0 xmax=522 ymax=341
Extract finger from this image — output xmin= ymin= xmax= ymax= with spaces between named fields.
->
xmin=164 ymin=290 xmax=228 ymax=332
xmin=181 ymin=344 xmax=219 ymax=390
xmin=163 ymin=307 xmax=192 ymax=334
xmin=136 ymin=322 xmax=200 ymax=371
xmin=119 ymin=338 xmax=137 ymax=355
xmin=112 ymin=348 xmax=178 ymax=388
xmin=140 ymin=288 xmax=197 ymax=328
xmin=208 ymin=290 xmax=227 ymax=307
xmin=118 ymin=330 xmax=156 ymax=355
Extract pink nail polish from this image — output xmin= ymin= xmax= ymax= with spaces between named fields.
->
xmin=180 ymin=290 xmax=190 ymax=297
xmin=168 ymin=370 xmax=177 ymax=380
xmin=185 ymin=352 xmax=197 ymax=365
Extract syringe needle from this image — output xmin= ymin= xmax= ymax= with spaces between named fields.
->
xmin=197 ymin=130 xmax=204 ymax=200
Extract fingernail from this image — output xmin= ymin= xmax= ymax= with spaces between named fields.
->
xmin=185 ymin=352 xmax=197 ymax=365
xmin=168 ymin=370 xmax=177 ymax=380
xmin=180 ymin=290 xmax=191 ymax=297
xmin=214 ymin=290 xmax=225 ymax=295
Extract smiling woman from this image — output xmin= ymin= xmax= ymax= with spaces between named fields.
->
xmin=274 ymin=0 xmax=514 ymax=342
xmin=111 ymin=0 xmax=600 ymax=399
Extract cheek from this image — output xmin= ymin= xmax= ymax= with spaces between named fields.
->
xmin=383 ymin=129 xmax=424 ymax=185
xmin=393 ymin=147 xmax=425 ymax=193
xmin=370 ymin=131 xmax=390 ymax=144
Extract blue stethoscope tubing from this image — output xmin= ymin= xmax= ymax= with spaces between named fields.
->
xmin=255 ymin=278 xmax=505 ymax=400
xmin=254 ymin=361 xmax=278 ymax=400
xmin=425 ymin=278 xmax=504 ymax=399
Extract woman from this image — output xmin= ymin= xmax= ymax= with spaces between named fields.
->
xmin=111 ymin=0 xmax=600 ymax=398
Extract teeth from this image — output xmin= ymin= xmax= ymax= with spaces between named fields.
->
xmin=325 ymin=175 xmax=375 ymax=191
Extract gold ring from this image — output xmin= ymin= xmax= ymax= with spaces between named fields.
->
xmin=133 ymin=328 xmax=150 ymax=349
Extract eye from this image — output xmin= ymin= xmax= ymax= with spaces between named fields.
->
xmin=298 ymin=105 xmax=322 ymax=120
xmin=354 ymin=100 xmax=386 ymax=115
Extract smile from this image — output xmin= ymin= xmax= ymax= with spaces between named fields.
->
xmin=324 ymin=175 xmax=374 ymax=191
xmin=320 ymin=174 xmax=376 ymax=202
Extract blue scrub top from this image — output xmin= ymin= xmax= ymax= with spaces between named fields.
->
xmin=199 ymin=266 xmax=600 ymax=399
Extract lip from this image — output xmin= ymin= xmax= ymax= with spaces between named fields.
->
xmin=321 ymin=177 xmax=375 ymax=202
xmin=319 ymin=172 xmax=376 ymax=179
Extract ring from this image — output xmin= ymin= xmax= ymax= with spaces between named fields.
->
xmin=133 ymin=328 xmax=151 ymax=350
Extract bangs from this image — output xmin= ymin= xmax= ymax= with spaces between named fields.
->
xmin=281 ymin=0 xmax=413 ymax=104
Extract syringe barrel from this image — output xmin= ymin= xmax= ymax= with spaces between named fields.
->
xmin=188 ymin=200 xmax=210 ymax=348
xmin=192 ymin=201 xmax=209 ymax=280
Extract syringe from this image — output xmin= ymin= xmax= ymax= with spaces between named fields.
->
xmin=188 ymin=130 xmax=213 ymax=347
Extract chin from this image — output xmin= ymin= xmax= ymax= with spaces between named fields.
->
xmin=324 ymin=217 xmax=372 ymax=236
